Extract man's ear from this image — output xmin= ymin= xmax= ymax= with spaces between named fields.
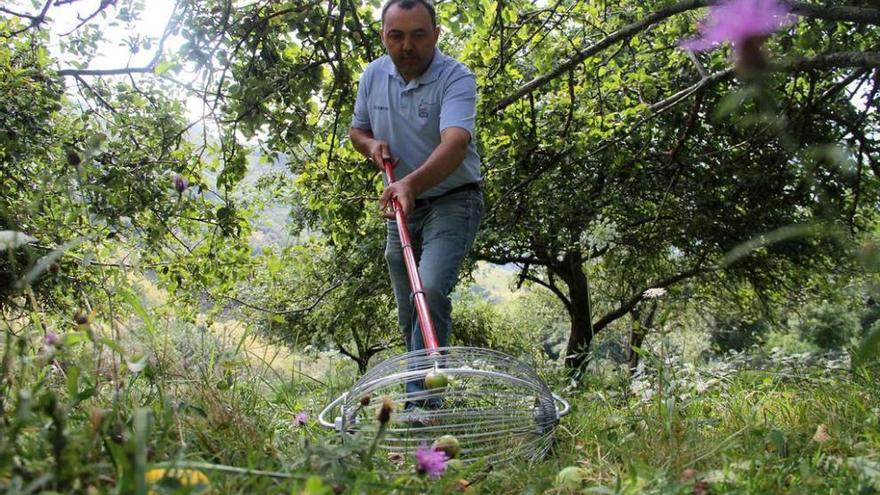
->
xmin=433 ymin=25 xmax=441 ymax=43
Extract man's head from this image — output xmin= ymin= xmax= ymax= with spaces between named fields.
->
xmin=380 ymin=0 xmax=440 ymax=81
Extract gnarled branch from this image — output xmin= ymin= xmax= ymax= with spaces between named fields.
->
xmin=492 ymin=0 xmax=880 ymax=112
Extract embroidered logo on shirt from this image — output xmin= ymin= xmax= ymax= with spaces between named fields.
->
xmin=417 ymin=99 xmax=436 ymax=118
xmin=373 ymin=104 xmax=389 ymax=111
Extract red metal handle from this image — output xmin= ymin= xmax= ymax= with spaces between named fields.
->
xmin=383 ymin=160 xmax=440 ymax=352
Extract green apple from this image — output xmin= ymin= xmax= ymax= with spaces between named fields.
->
xmin=555 ymin=466 xmax=586 ymax=491
xmin=432 ymin=434 xmax=461 ymax=459
xmin=424 ymin=369 xmax=449 ymax=390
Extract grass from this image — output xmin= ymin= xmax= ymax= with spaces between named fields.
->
xmin=2 ymin=294 xmax=879 ymax=494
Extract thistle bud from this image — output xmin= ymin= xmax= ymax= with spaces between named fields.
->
xmin=173 ymin=174 xmax=189 ymax=194
xmin=65 ymin=146 xmax=81 ymax=167
xmin=44 ymin=331 xmax=59 ymax=347
xmin=360 ymin=394 xmax=371 ymax=407
xmin=377 ymin=396 xmax=393 ymax=424
xmin=49 ymin=263 xmax=61 ymax=275
xmin=734 ymin=36 xmax=769 ymax=78
xmin=74 ymin=312 xmax=90 ymax=330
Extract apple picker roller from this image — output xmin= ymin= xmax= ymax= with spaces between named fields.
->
xmin=319 ymin=160 xmax=570 ymax=464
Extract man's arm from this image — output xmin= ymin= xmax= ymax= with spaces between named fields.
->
xmin=379 ymin=126 xmax=470 ymax=216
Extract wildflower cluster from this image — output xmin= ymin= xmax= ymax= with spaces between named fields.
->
xmin=413 ymin=445 xmax=448 ymax=479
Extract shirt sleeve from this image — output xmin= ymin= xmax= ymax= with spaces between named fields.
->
xmin=350 ymin=68 xmax=372 ymax=130
xmin=439 ymin=69 xmax=477 ymax=140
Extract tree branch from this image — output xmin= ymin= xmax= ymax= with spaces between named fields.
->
xmin=492 ymin=0 xmax=706 ymax=112
xmin=58 ymin=66 xmax=157 ymax=77
xmin=1 ymin=0 xmax=52 ymax=37
xmin=525 ymin=272 xmax=572 ymax=312
xmin=0 ymin=7 xmax=39 ymax=20
xmin=492 ymin=0 xmax=880 ymax=112
xmin=56 ymin=1 xmax=178 ymax=78
xmin=477 ymin=253 xmax=546 ymax=266
xmin=205 ymin=280 xmax=343 ymax=316
xmin=788 ymin=3 xmax=880 ymax=26
xmin=593 ymin=264 xmax=708 ymax=333
xmin=61 ymin=0 xmax=117 ymax=36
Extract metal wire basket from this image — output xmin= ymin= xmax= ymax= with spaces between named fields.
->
xmin=319 ymin=346 xmax=570 ymax=464
xmin=319 ymin=161 xmax=569 ymax=464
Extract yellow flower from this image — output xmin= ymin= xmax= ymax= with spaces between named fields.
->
xmin=145 ymin=468 xmax=210 ymax=494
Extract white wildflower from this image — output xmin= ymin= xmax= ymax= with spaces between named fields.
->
xmin=642 ymin=287 xmax=667 ymax=299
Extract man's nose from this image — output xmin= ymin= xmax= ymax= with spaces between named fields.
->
xmin=402 ymin=35 xmax=414 ymax=51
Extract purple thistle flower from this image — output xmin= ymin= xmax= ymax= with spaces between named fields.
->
xmin=679 ymin=0 xmax=796 ymax=55
xmin=413 ymin=445 xmax=448 ymax=479
xmin=173 ymin=174 xmax=189 ymax=194
xmin=294 ymin=411 xmax=308 ymax=426
xmin=44 ymin=331 xmax=59 ymax=347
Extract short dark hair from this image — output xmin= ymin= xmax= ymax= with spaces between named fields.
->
xmin=381 ymin=0 xmax=436 ymax=28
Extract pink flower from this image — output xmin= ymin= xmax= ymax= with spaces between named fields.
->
xmin=294 ymin=411 xmax=308 ymax=426
xmin=413 ymin=445 xmax=448 ymax=479
xmin=44 ymin=331 xmax=59 ymax=347
xmin=680 ymin=0 xmax=796 ymax=53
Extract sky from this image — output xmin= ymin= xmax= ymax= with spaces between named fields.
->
xmin=9 ymin=0 xmax=176 ymax=67
xmin=5 ymin=0 xmax=202 ymax=115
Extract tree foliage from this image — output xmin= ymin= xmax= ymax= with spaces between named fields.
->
xmin=2 ymin=0 xmax=879 ymax=371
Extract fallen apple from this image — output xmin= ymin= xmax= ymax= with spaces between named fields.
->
xmin=432 ymin=434 xmax=461 ymax=459
xmin=424 ymin=368 xmax=449 ymax=390
xmin=555 ymin=466 xmax=586 ymax=492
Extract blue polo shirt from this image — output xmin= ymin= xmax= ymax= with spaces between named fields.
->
xmin=351 ymin=48 xmax=482 ymax=198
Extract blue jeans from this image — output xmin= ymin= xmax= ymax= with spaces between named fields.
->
xmin=384 ymin=187 xmax=484 ymax=407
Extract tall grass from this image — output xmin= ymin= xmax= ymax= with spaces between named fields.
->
xmin=2 ymin=287 xmax=878 ymax=494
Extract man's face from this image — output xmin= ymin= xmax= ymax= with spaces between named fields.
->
xmin=381 ymin=3 xmax=440 ymax=81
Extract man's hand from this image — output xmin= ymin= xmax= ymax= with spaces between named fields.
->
xmin=380 ymin=178 xmax=416 ymax=219
xmin=350 ymin=127 xmax=395 ymax=172
xmin=368 ymin=140 xmax=392 ymax=172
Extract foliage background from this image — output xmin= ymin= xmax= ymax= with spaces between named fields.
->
xmin=2 ymin=0 xmax=880 ymax=493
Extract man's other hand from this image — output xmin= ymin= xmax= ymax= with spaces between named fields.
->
xmin=380 ymin=179 xmax=416 ymax=219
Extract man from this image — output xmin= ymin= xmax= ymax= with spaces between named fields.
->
xmin=349 ymin=0 xmax=483 ymax=409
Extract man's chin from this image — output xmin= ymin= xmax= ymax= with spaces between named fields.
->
xmin=396 ymin=62 xmax=426 ymax=79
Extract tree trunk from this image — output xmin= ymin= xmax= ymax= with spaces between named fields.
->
xmin=627 ymin=301 xmax=658 ymax=375
xmin=556 ymin=252 xmax=595 ymax=371
xmin=627 ymin=320 xmax=647 ymax=375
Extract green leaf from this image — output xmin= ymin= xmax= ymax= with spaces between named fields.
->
xmin=154 ymin=60 xmax=174 ymax=75
xmin=66 ymin=365 xmax=81 ymax=398
xmin=121 ymin=289 xmax=155 ymax=337
xmin=63 ymin=331 xmax=91 ymax=347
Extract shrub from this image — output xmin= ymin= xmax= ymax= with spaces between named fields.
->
xmin=709 ymin=316 xmax=771 ymax=353
xmin=796 ymin=303 xmax=860 ymax=349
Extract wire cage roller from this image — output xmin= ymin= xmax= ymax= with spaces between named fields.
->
xmin=319 ymin=346 xmax=570 ymax=464
xmin=319 ymin=160 xmax=569 ymax=464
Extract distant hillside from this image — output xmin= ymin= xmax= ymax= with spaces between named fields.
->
xmin=470 ymin=262 xmax=518 ymax=303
